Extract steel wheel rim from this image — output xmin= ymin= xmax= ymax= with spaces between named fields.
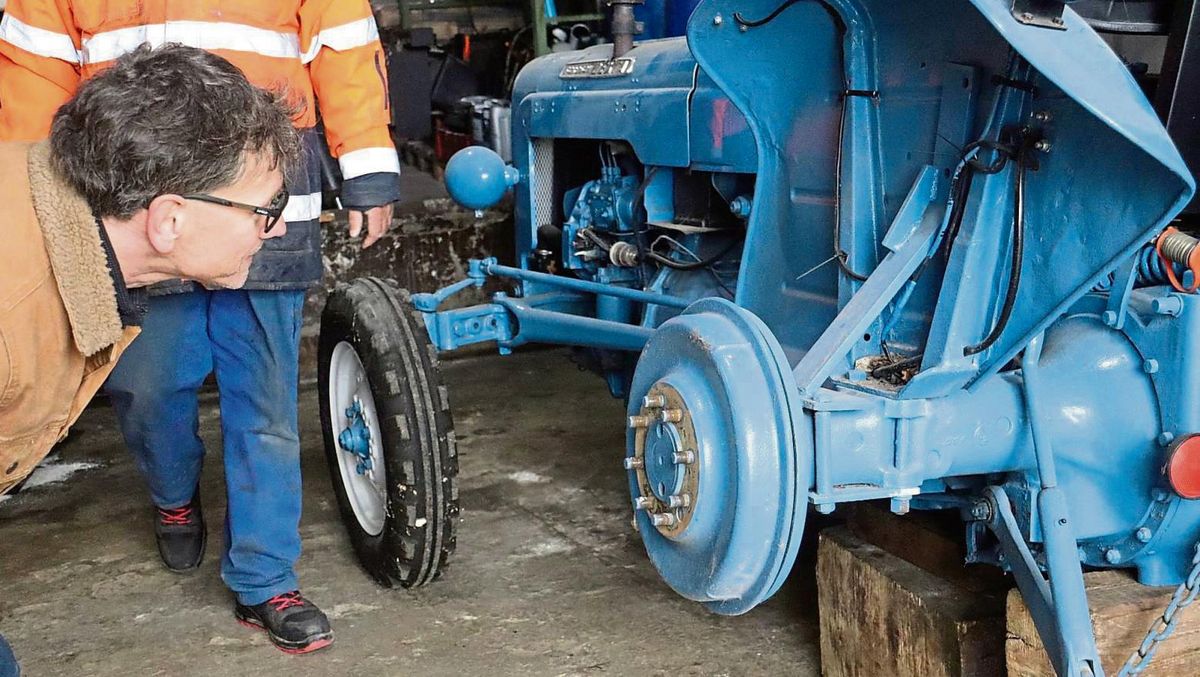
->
xmin=329 ymin=341 xmax=388 ymax=536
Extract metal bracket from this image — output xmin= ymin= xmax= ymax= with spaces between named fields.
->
xmin=1011 ymin=0 xmax=1068 ymax=30
xmin=985 ymin=486 xmax=1102 ymax=677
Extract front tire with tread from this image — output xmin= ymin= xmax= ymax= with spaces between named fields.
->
xmin=318 ymin=277 xmax=458 ymax=588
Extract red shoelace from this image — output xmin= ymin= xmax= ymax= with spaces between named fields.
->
xmin=267 ymin=592 xmax=306 ymax=612
xmin=158 ymin=506 xmax=194 ymax=526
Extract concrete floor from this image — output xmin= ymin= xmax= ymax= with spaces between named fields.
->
xmin=0 ymin=349 xmax=820 ymax=676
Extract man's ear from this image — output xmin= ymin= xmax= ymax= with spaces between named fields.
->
xmin=144 ymin=194 xmax=187 ymax=254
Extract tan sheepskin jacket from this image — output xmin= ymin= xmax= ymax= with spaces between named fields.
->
xmin=0 ymin=141 xmax=139 ymax=495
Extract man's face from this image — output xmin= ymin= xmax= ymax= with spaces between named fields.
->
xmin=170 ymin=153 xmax=287 ymax=289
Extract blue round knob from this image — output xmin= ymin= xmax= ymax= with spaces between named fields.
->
xmin=444 ymin=146 xmax=520 ymax=211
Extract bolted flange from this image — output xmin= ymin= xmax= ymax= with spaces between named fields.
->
xmin=627 ymin=382 xmax=700 ymax=538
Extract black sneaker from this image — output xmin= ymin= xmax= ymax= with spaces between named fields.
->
xmin=235 ymin=591 xmax=334 ymax=654
xmin=154 ymin=494 xmax=206 ymax=573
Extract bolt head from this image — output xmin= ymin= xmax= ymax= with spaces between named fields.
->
xmin=1021 ymin=12 xmax=1033 ymax=20
xmin=672 ymin=450 xmax=696 ymax=465
xmin=659 ymin=408 xmax=683 ymax=423
xmin=650 ymin=512 xmax=678 ymax=527
xmin=1034 ymin=139 xmax=1052 ymax=152
xmin=1144 ymin=358 xmax=1160 ymax=374
xmin=1105 ymin=548 xmax=1122 ymax=564
xmin=1033 ymin=110 xmax=1052 ymax=123
xmin=1136 ymin=527 xmax=1153 ymax=543
xmin=666 ymin=494 xmax=691 ymax=509
xmin=1102 ymin=310 xmax=1118 ymax=326
xmin=623 ymin=456 xmax=644 ymax=470
xmin=971 ymin=503 xmax=992 ymax=521
xmin=1160 ymin=431 xmax=1176 ymax=446
xmin=712 ymin=13 xmax=723 ymax=25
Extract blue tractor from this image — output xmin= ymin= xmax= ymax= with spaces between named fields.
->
xmin=319 ymin=0 xmax=1200 ymax=673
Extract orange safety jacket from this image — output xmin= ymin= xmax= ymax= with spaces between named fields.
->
xmin=0 ymin=0 xmax=401 ymax=185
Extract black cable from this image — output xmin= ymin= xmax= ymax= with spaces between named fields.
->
xmin=646 ymin=236 xmax=744 ymax=271
xmin=964 ymin=145 xmax=1027 ymax=356
xmin=733 ymin=0 xmax=806 ymax=27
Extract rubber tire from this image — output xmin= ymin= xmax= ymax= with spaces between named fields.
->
xmin=318 ymin=277 xmax=459 ymax=588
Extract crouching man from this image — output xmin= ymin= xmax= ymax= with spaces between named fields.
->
xmin=0 ymin=44 xmax=309 ymax=671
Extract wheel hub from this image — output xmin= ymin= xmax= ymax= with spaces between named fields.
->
xmin=626 ymin=298 xmax=811 ymax=615
xmin=339 ymin=400 xmax=374 ymax=475
xmin=627 ymin=384 xmax=699 ymax=535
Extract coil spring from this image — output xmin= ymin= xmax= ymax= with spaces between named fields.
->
xmin=1161 ymin=230 xmax=1200 ymax=267
xmin=1093 ymin=245 xmax=1178 ymax=291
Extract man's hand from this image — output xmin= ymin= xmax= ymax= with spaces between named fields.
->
xmin=347 ymin=203 xmax=395 ymax=249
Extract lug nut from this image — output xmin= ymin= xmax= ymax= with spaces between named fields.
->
xmin=651 ymin=512 xmax=678 ymax=527
xmin=659 ymin=408 xmax=683 ymax=423
xmin=666 ymin=494 xmax=691 ymax=509
xmin=634 ymin=496 xmax=655 ymax=510
xmin=643 ymin=394 xmax=666 ymax=409
xmin=623 ymin=457 xmax=644 ymax=470
xmin=628 ymin=415 xmax=650 ymax=429
xmin=672 ymin=450 xmax=696 ymax=465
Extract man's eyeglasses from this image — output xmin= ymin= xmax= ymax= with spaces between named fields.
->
xmin=181 ymin=189 xmax=289 ymax=234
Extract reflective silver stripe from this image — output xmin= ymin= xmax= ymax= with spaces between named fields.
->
xmin=283 ymin=191 xmax=323 ymax=223
xmin=80 ymin=21 xmax=301 ymax=64
xmin=339 ymin=147 xmax=401 ymax=179
xmin=300 ymin=17 xmax=380 ymax=64
xmin=0 ymin=13 xmax=79 ymax=63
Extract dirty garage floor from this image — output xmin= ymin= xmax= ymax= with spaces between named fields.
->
xmin=0 ymin=349 xmax=819 ymax=676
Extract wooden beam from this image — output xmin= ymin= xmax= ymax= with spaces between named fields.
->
xmin=818 ymin=527 xmax=1007 ymax=676
xmin=1007 ymin=570 xmax=1200 ymax=676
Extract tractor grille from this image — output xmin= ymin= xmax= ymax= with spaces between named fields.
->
xmin=532 ymin=138 xmax=555 ymax=229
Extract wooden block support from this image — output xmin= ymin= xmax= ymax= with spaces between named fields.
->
xmin=1007 ymin=570 xmax=1200 ymax=676
xmin=818 ymin=526 xmax=1007 ymax=677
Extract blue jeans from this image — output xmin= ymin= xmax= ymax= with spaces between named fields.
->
xmin=0 ymin=633 xmax=17 ymax=677
xmin=104 ymin=289 xmax=306 ymax=606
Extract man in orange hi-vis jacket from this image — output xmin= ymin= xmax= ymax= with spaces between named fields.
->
xmin=0 ymin=0 xmax=403 ymax=655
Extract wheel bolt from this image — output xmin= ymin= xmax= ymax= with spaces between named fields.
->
xmin=634 ymin=496 xmax=655 ymax=510
xmin=628 ymin=415 xmax=650 ymax=429
xmin=623 ymin=457 xmax=644 ymax=470
xmin=659 ymin=408 xmax=683 ymax=423
xmin=672 ymin=450 xmax=696 ymax=465
xmin=651 ymin=512 xmax=677 ymax=527
xmin=666 ymin=494 xmax=691 ymax=509
xmin=642 ymin=394 xmax=666 ymax=409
